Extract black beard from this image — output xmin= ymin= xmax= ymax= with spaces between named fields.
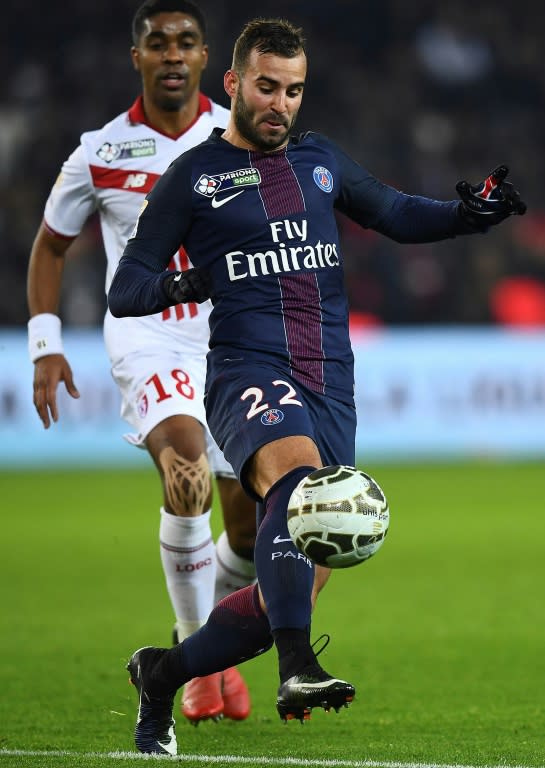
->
xmin=233 ymin=91 xmax=294 ymax=152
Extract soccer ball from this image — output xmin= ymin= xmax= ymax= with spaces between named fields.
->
xmin=287 ymin=465 xmax=389 ymax=569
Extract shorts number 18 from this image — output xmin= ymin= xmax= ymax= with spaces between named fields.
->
xmin=146 ymin=370 xmax=195 ymax=402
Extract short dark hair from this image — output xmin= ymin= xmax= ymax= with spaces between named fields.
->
xmin=132 ymin=0 xmax=207 ymax=45
xmin=232 ymin=18 xmax=306 ymax=75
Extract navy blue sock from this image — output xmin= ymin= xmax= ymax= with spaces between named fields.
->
xmin=154 ymin=584 xmax=272 ymax=687
xmin=255 ymin=466 xmax=316 ymax=631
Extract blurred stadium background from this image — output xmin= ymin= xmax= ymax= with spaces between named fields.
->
xmin=2 ymin=4 xmax=545 ymax=763
xmin=1 ymin=0 xmax=544 ymax=467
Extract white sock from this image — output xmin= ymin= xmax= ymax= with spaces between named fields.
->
xmin=159 ymin=507 xmax=216 ymax=641
xmin=214 ymin=530 xmax=257 ymax=604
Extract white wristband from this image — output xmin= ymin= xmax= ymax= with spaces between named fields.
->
xmin=28 ymin=313 xmax=64 ymax=363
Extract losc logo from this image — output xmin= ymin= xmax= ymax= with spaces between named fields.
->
xmin=176 ymin=557 xmax=213 ymax=572
xmin=261 ymin=408 xmax=284 ymax=425
xmin=136 ymin=391 xmax=148 ymax=418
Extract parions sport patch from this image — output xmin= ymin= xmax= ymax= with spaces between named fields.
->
xmin=194 ymin=167 xmax=261 ymax=197
xmin=96 ymin=139 xmax=157 ymax=163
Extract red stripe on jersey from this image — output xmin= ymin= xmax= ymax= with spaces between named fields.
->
xmin=161 ymin=248 xmax=198 ymax=321
xmin=161 ymin=302 xmax=198 ymax=321
xmin=89 ymin=165 xmax=161 ymax=194
xmin=178 ymin=248 xmax=191 ymax=270
xmin=250 ymin=148 xmax=325 ymax=393
xmin=166 ymin=248 xmax=192 ymax=272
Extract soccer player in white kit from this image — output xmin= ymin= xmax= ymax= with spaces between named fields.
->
xmin=26 ymin=0 xmax=256 ymax=724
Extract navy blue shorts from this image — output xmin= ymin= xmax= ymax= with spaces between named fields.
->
xmin=205 ymin=358 xmax=356 ymax=494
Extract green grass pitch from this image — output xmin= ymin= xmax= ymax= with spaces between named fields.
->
xmin=1 ymin=462 xmax=544 ymax=768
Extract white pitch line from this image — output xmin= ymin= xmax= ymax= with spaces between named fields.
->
xmin=0 ymin=750 xmax=542 ymax=768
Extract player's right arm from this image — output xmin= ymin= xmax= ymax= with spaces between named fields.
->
xmin=27 ymin=143 xmax=96 ymax=428
xmin=27 ymin=224 xmax=80 ymax=429
xmin=108 ymin=152 xmax=196 ymax=317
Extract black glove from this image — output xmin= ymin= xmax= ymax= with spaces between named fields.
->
xmin=162 ymin=267 xmax=212 ymax=304
xmin=457 ymin=165 xmax=526 ymax=230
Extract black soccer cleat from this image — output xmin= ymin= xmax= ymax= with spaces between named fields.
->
xmin=276 ymin=665 xmax=355 ymax=723
xmin=126 ymin=646 xmax=177 ymax=755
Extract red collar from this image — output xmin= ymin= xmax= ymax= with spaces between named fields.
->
xmin=127 ymin=93 xmax=212 ymax=139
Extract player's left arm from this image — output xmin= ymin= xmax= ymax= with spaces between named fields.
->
xmin=326 ymin=137 xmax=526 ymax=242
xmin=455 ymin=165 xmax=526 ymax=229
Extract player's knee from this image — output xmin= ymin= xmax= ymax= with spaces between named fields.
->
xmin=159 ymin=447 xmax=212 ymax=516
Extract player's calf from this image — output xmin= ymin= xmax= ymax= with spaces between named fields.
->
xmin=158 ymin=448 xmax=211 ymax=517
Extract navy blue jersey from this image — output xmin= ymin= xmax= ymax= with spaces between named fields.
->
xmin=109 ymin=129 xmax=469 ymax=404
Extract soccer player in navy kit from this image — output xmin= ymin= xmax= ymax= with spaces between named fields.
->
xmin=108 ymin=18 xmax=526 ymax=754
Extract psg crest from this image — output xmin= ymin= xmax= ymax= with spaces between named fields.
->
xmin=313 ymin=166 xmax=333 ymax=193
xmin=261 ymin=408 xmax=284 ymax=425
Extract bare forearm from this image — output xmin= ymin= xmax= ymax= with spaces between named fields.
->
xmin=27 ymin=224 xmax=70 ymax=316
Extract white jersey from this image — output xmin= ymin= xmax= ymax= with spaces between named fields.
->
xmin=42 ymin=94 xmax=234 ymax=468
xmin=44 ymin=94 xmax=230 ymax=358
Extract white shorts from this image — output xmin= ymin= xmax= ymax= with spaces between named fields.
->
xmin=104 ymin=311 xmax=235 ymax=478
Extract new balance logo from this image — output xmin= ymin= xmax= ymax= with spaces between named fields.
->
xmin=211 ymin=190 xmax=244 ymax=208
xmin=124 ymin=173 xmax=148 ymax=189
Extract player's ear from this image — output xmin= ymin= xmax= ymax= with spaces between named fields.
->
xmin=131 ymin=46 xmax=140 ymax=73
xmin=224 ymin=69 xmax=238 ymax=99
xmin=201 ymin=44 xmax=209 ymax=72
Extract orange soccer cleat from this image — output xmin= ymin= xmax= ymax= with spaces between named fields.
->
xmin=221 ymin=666 xmax=251 ymax=720
xmin=181 ymin=673 xmax=224 ymax=725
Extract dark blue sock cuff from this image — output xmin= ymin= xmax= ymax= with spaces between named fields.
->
xmin=263 ymin=466 xmax=318 ymax=507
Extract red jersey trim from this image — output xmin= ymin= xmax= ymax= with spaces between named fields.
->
xmin=127 ymin=93 xmax=213 ymax=139
xmin=43 ymin=219 xmax=77 ymax=241
xmin=89 ymin=165 xmax=161 ymax=194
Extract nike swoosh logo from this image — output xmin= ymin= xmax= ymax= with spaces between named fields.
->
xmin=273 ymin=534 xmax=293 ymax=544
xmin=157 ymin=724 xmax=177 ymax=756
xmin=284 ymin=678 xmax=348 ymax=691
xmin=211 ymin=190 xmax=244 ymax=208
